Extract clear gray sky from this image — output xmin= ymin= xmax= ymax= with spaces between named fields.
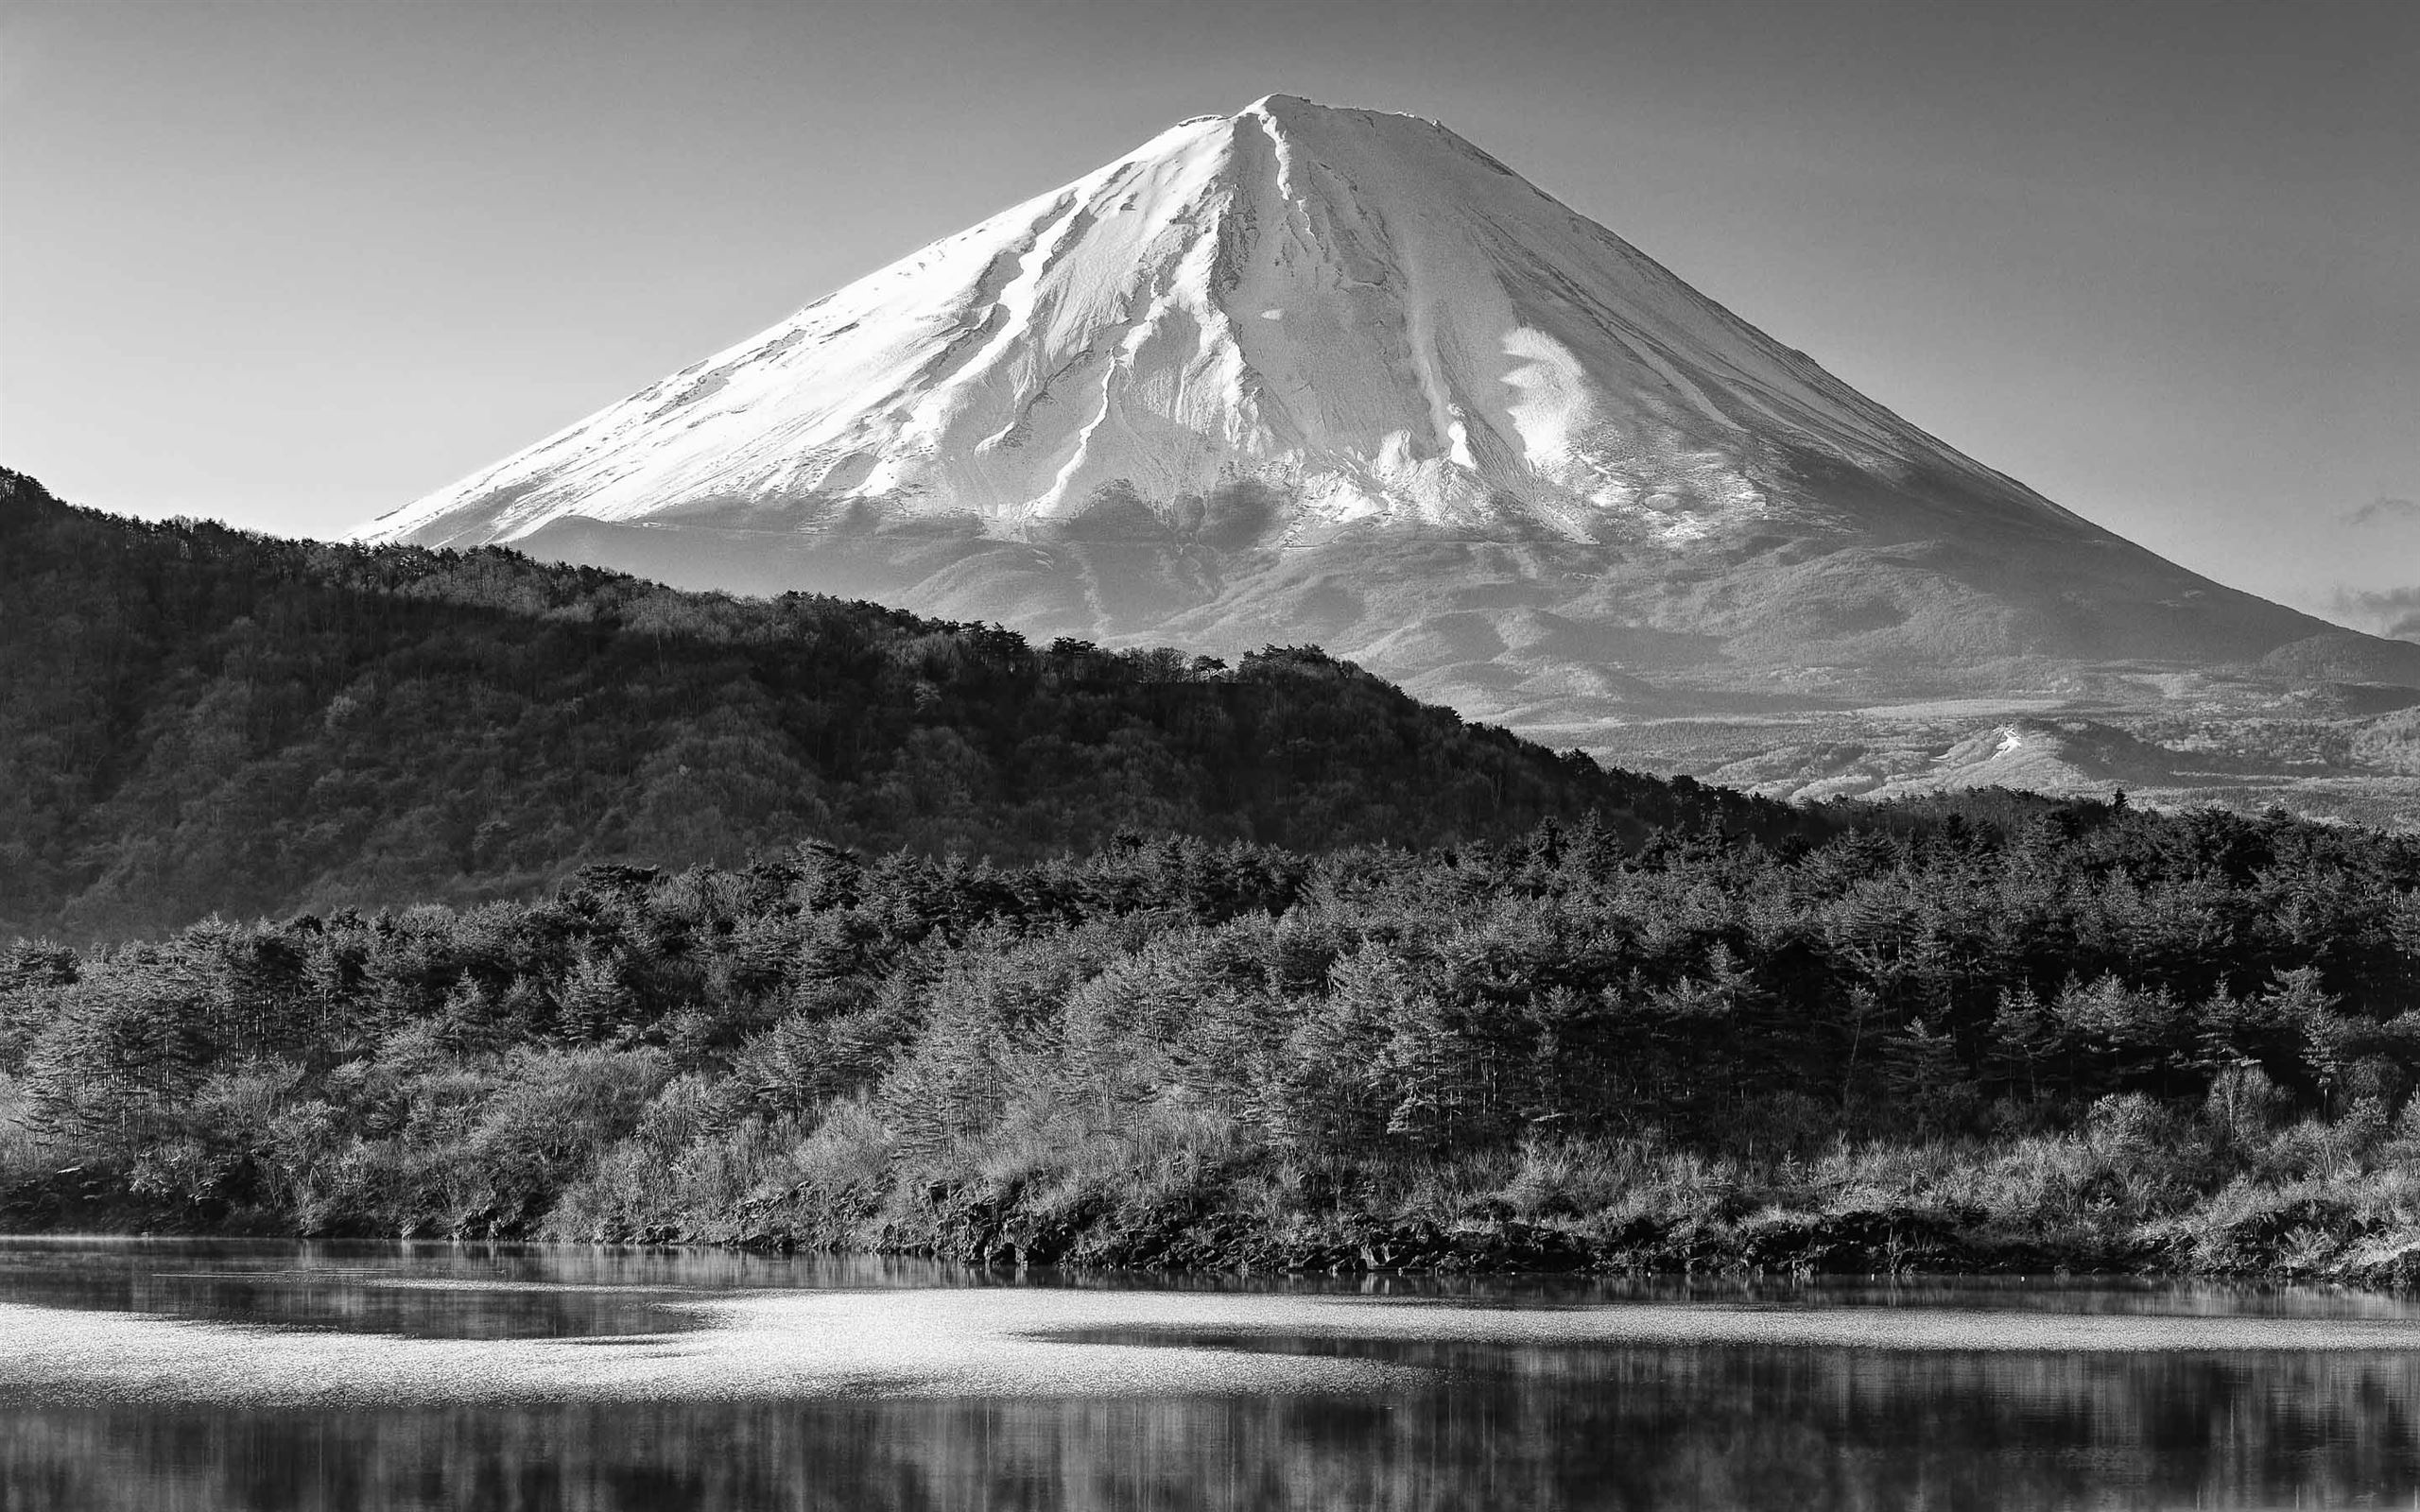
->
xmin=5 ymin=0 xmax=2413 ymax=625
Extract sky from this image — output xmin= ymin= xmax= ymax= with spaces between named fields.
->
xmin=4 ymin=0 xmax=2414 ymax=627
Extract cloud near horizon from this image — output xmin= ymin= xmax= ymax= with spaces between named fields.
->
xmin=2334 ymin=586 xmax=2420 ymax=643
xmin=2342 ymin=496 xmax=2420 ymax=527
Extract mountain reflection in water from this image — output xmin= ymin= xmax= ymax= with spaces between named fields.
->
xmin=3 ymin=1241 xmax=2416 ymax=1510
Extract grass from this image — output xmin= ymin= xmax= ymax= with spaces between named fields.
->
xmin=493 ymin=1089 xmax=2420 ymax=1285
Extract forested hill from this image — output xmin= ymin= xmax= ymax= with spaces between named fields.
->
xmin=0 ymin=470 xmax=1803 ymax=938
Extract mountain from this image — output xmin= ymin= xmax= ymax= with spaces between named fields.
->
xmin=362 ymin=94 xmax=2415 ymax=730
xmin=0 ymin=469 xmax=1802 ymax=938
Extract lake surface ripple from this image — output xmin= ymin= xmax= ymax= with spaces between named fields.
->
xmin=4 ymin=1239 xmax=2418 ymax=1509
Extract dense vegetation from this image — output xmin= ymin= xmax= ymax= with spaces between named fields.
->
xmin=8 ymin=799 xmax=2420 ymax=1281
xmin=0 ymin=468 xmax=1788 ymax=938
xmin=10 ymin=468 xmax=2420 ymax=1280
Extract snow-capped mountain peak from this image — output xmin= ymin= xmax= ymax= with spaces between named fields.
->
xmin=358 ymin=94 xmax=2360 ymax=724
xmin=362 ymin=94 xmax=2079 ymax=552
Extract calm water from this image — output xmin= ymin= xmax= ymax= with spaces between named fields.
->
xmin=4 ymin=1240 xmax=2420 ymax=1510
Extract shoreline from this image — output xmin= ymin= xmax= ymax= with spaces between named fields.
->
xmin=11 ymin=1177 xmax=2419 ymax=1291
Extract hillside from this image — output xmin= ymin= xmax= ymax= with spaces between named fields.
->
xmin=16 ymin=478 xmax=2420 ymax=1283
xmin=0 ymin=470 xmax=1798 ymax=938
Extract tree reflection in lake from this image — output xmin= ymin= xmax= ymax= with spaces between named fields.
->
xmin=14 ymin=1339 xmax=2420 ymax=1509
xmin=4 ymin=1242 xmax=2418 ymax=1510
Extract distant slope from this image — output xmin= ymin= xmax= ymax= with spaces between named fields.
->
xmin=0 ymin=470 xmax=1803 ymax=937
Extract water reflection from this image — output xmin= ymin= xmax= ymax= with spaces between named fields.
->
xmin=4 ymin=1240 xmax=2417 ymax=1510
xmin=0 ymin=1238 xmax=950 ymax=1339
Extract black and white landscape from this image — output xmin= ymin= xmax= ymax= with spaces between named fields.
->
xmin=5 ymin=3 xmax=2418 ymax=1508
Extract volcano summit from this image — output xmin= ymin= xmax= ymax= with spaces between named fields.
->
xmin=364 ymin=95 xmax=2404 ymax=730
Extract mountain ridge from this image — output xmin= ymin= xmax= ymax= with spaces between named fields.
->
xmin=360 ymin=94 xmax=2412 ymax=725
xmin=364 ymin=95 xmax=2107 ymax=549
xmin=0 ymin=468 xmax=1805 ymax=938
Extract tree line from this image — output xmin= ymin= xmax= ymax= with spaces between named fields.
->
xmin=6 ymin=799 xmax=2418 ymax=1278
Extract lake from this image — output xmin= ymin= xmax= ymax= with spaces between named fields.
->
xmin=4 ymin=1238 xmax=2418 ymax=1509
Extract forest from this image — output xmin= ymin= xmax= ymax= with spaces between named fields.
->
xmin=7 ymin=795 xmax=2420 ymax=1280
xmin=0 ymin=468 xmax=1790 ymax=938
xmin=10 ymin=468 xmax=2420 ymax=1279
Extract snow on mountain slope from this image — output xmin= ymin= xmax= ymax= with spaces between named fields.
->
xmin=360 ymin=94 xmax=2375 ymax=729
xmin=362 ymin=94 xmax=2090 ymax=552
